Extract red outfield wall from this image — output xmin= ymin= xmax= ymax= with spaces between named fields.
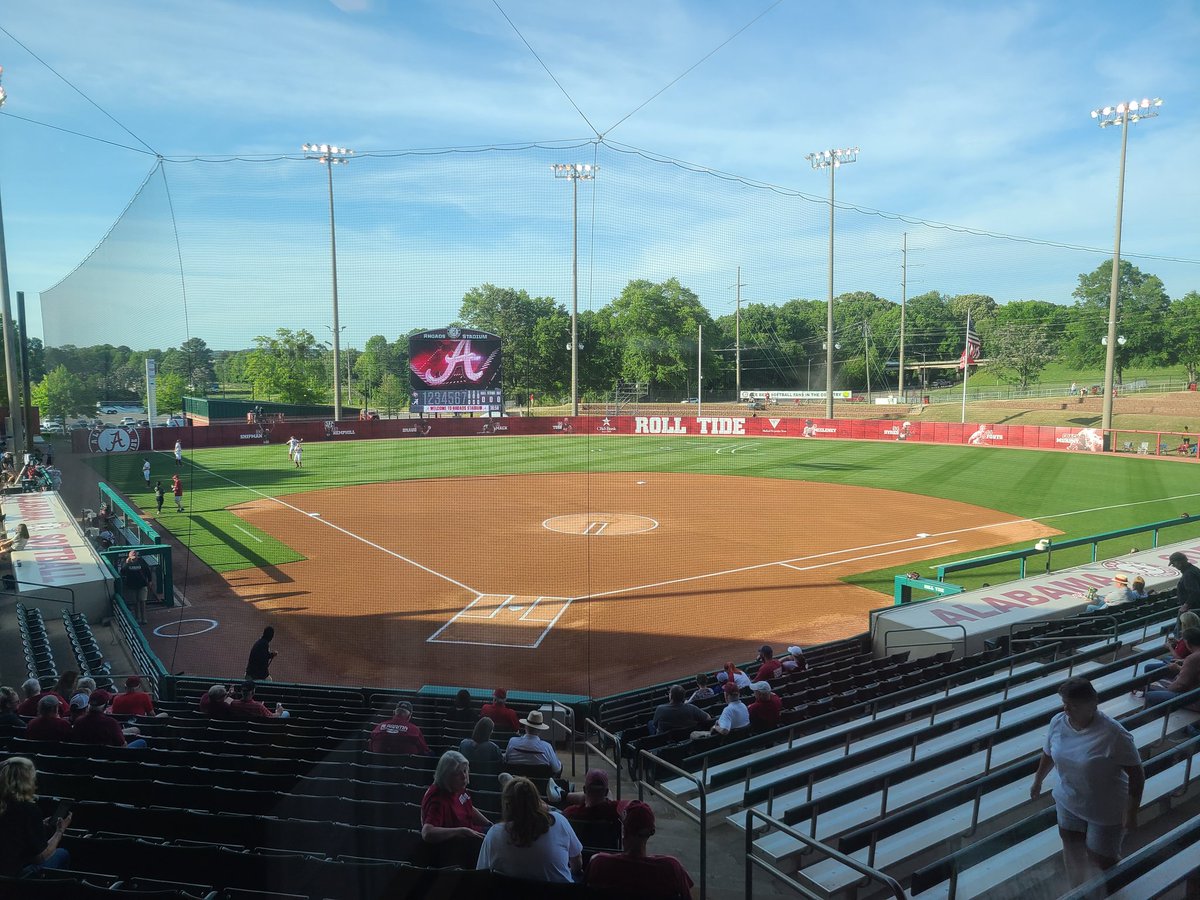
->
xmin=72 ymin=414 xmax=1115 ymax=455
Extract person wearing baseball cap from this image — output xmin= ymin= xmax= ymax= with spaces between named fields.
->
xmin=504 ymin=709 xmax=562 ymax=775
xmin=561 ymin=768 xmax=632 ymax=824
xmin=71 ymin=690 xmax=146 ymax=749
xmin=586 ymin=800 xmax=696 ymax=897
xmin=710 ymin=680 xmax=750 ymax=736
xmin=748 ymin=681 xmax=782 ymax=732
xmin=110 ymin=675 xmax=162 ymax=719
xmin=782 ymin=645 xmax=806 ymax=674
xmin=481 ymin=688 xmax=521 ymax=733
xmin=369 ymin=699 xmax=430 ymax=755
xmin=1169 ymin=552 xmax=1200 ymax=612
xmin=756 ymin=645 xmax=782 ymax=681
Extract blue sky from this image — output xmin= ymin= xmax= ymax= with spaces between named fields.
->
xmin=1 ymin=0 xmax=1198 ymax=348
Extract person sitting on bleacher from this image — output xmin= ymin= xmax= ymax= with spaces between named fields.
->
xmin=447 ymin=689 xmax=476 ymax=726
xmin=686 ymin=673 xmax=715 ymax=704
xmin=0 ymin=687 xmax=26 ymax=733
xmin=15 ymin=679 xmax=42 ymax=718
xmin=1086 ymin=573 xmax=1135 ymax=612
xmin=715 ymin=661 xmax=751 ymax=691
xmin=1144 ymin=627 xmax=1200 ymax=711
xmin=781 ymin=644 xmax=806 ymax=673
xmin=0 ymin=523 xmax=29 ymax=561
xmin=0 ymin=757 xmax=72 ymax=878
xmin=228 ymin=680 xmax=288 ymax=719
xmin=481 ymin=688 xmax=521 ymax=732
xmin=25 ymin=696 xmax=71 ymax=743
xmin=585 ymin=801 xmax=695 ymax=899
xmin=755 ymin=645 xmax=782 ymax=681
xmin=702 ymin=681 xmax=749 ymax=738
xmin=421 ymin=750 xmax=493 ymax=845
xmin=459 ymin=716 xmax=504 ymax=781
xmin=368 ymin=700 xmax=429 ymax=755
xmin=198 ymin=684 xmax=232 ymax=719
xmin=1145 ymin=611 xmax=1200 ymax=673
xmin=747 ymin=681 xmax=782 ymax=732
xmin=504 ymin=710 xmax=562 ymax=775
xmin=561 ymin=769 xmax=630 ymax=823
xmin=67 ymin=677 xmax=97 ymax=723
xmin=47 ymin=672 xmax=75 ymax=716
xmin=648 ymin=685 xmax=712 ymax=735
xmin=71 ymin=690 xmax=146 ymax=749
xmin=110 ymin=676 xmax=166 ymax=719
xmin=477 ymin=775 xmax=582 ymax=883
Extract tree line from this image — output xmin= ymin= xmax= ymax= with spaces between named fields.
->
xmin=29 ymin=259 xmax=1200 ymax=418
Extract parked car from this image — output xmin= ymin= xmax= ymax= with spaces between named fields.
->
xmin=40 ymin=422 xmax=64 ymax=435
xmin=162 ymin=415 xmax=186 ymax=427
xmin=745 ymin=399 xmax=767 ymax=410
xmin=100 ymin=406 xmax=120 ymax=414
xmin=680 ymin=397 xmax=699 ymax=404
xmin=118 ymin=416 xmax=138 ymax=426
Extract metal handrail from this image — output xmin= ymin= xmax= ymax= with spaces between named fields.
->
xmin=882 ymin=622 xmax=966 ymax=658
xmin=0 ymin=581 xmax=77 ymax=613
xmin=548 ymin=699 xmax=576 ymax=777
xmin=1009 ymin=614 xmax=1122 ymax=665
xmin=111 ymin=593 xmax=168 ymax=682
xmin=638 ymin=748 xmax=707 ymax=900
xmin=744 ymin=808 xmax=905 ymax=900
xmin=583 ymin=718 xmax=623 ymax=800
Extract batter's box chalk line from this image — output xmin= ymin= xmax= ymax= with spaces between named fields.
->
xmin=426 ymin=594 xmax=573 ymax=648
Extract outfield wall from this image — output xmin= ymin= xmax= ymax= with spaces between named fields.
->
xmin=71 ymin=414 xmax=1135 ymax=455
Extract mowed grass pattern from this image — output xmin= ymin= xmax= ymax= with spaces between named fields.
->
xmin=85 ymin=436 xmax=1200 ymax=589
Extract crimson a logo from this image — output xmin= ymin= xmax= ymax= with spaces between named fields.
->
xmin=89 ymin=426 xmax=141 ymax=454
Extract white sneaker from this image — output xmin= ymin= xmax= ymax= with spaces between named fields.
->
xmin=546 ymin=778 xmax=563 ymax=803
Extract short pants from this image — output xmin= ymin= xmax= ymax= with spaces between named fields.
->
xmin=1057 ymin=803 xmax=1124 ymax=859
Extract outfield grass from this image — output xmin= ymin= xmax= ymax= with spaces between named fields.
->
xmin=85 ymin=436 xmax=1200 ymax=592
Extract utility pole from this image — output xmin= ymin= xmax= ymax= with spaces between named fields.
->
xmin=898 ymin=233 xmax=907 ymax=402
xmin=733 ymin=267 xmax=747 ymax=400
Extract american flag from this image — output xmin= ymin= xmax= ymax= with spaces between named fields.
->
xmin=959 ymin=313 xmax=981 ymax=370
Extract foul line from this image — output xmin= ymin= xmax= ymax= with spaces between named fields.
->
xmin=187 ymin=458 xmax=482 ymax=596
xmin=778 ymin=540 xmax=958 ymax=572
xmin=229 ymin=522 xmax=264 ymax=544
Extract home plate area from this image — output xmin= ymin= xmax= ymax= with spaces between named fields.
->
xmin=427 ymin=594 xmax=572 ymax=648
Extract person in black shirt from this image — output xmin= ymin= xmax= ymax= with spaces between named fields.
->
xmin=119 ymin=549 xmax=157 ymax=625
xmin=0 ymin=757 xmax=71 ymax=876
xmin=446 ymin=689 xmax=476 ymax=725
xmin=1170 ymin=552 xmax=1200 ymax=613
xmin=245 ymin=626 xmax=278 ymax=681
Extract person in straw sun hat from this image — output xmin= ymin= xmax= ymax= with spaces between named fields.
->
xmin=503 ymin=708 xmax=562 ymax=774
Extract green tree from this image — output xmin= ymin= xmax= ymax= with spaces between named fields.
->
xmin=32 ymin=365 xmax=97 ymax=419
xmin=458 ymin=284 xmax=569 ymax=397
xmin=376 ymin=372 xmax=408 ymax=416
xmin=354 ymin=335 xmax=394 ymax=404
xmin=1169 ymin=291 xmax=1200 ymax=383
xmin=608 ymin=278 xmax=712 ymax=392
xmin=982 ymin=326 xmax=1057 ymax=389
xmin=1064 ymin=260 xmax=1170 ymax=382
xmin=244 ymin=328 xmax=324 ymax=404
xmin=154 ymin=372 xmax=188 ymax=415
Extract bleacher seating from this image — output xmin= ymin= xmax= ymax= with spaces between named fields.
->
xmin=16 ymin=603 xmax=57 ymax=684
xmin=62 ymin=611 xmax=113 ymax=691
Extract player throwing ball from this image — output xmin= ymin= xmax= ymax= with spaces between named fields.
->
xmin=286 ymin=435 xmax=300 ymax=463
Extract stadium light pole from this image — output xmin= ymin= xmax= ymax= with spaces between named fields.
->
xmin=1090 ymin=98 xmax=1161 ymax=445
xmin=0 ymin=66 xmax=25 ymax=459
xmin=806 ymin=147 xmax=859 ymax=419
xmin=303 ymin=143 xmax=354 ymax=421
xmin=552 ymin=163 xmax=597 ymax=417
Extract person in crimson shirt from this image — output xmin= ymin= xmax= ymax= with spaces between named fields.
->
xmin=71 ymin=691 xmax=146 ymax=748
xmin=755 ymin=645 xmax=782 ymax=682
xmin=368 ymin=700 xmax=430 ymax=755
xmin=747 ymin=681 xmax=783 ymax=732
xmin=562 ymin=769 xmax=631 ymax=823
xmin=15 ymin=679 xmax=43 ymax=718
xmin=25 ymin=696 xmax=72 ymax=743
xmin=481 ymin=688 xmax=521 ymax=732
xmin=586 ymin=801 xmax=695 ymax=898
xmin=199 ymin=684 xmax=233 ymax=719
xmin=109 ymin=676 xmax=161 ymax=718
xmin=421 ymin=750 xmax=492 ymax=844
xmin=228 ymin=681 xmax=288 ymax=719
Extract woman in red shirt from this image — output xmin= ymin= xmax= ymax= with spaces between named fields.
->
xmin=420 ymin=750 xmax=492 ymax=844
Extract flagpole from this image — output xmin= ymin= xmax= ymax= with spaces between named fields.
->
xmin=960 ymin=312 xmax=971 ymax=425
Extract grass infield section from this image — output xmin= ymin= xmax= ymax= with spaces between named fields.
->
xmin=85 ymin=435 xmax=1200 ymax=589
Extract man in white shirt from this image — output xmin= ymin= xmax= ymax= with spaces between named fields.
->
xmin=711 ymin=682 xmax=750 ymax=735
xmin=504 ymin=710 xmax=562 ymax=774
xmin=1087 ymin=573 xmax=1136 ymax=612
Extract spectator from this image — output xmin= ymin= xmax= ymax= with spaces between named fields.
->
xmin=25 ymin=696 xmax=71 ymax=743
xmin=481 ymin=688 xmax=521 ymax=732
xmin=747 ymin=681 xmax=782 ymax=731
xmin=755 ymin=645 xmax=782 ymax=681
xmin=1086 ymin=574 xmax=1134 ymax=612
xmin=67 ymin=678 xmax=97 ymax=724
xmin=649 ymin=685 xmax=712 ymax=735
xmin=15 ymin=679 xmax=42 ymax=718
xmin=118 ymin=549 xmax=157 ymax=625
xmin=1144 ymin=628 xmax=1200 ymax=709
xmin=0 ymin=757 xmax=72 ymax=877
xmin=228 ymin=681 xmax=288 ymax=719
xmin=686 ymin=673 xmax=715 ymax=704
xmin=0 ymin=687 xmax=25 ymax=732
xmin=71 ymin=691 xmax=146 ymax=749
xmin=1130 ymin=576 xmax=1149 ymax=600
xmin=459 ymin=716 xmax=504 ymax=782
xmin=49 ymin=672 xmax=77 ymax=714
xmin=504 ymin=710 xmax=562 ymax=774
xmin=709 ymin=681 xmax=750 ymax=736
xmin=1031 ymin=677 xmax=1144 ymax=887
xmin=586 ymin=800 xmax=695 ymax=898
xmin=715 ymin=661 xmax=752 ymax=691
xmin=245 ymin=626 xmax=278 ymax=681
xmin=421 ymin=750 xmax=491 ymax=844
xmin=477 ymin=775 xmax=581 ymax=883
xmin=562 ymin=769 xmax=629 ymax=823
xmin=1170 ymin=552 xmax=1200 ymax=612
xmin=199 ymin=684 xmax=232 ymax=719
xmin=446 ymin=689 xmax=476 ymax=726
xmin=1145 ymin=612 xmax=1200 ymax=673
xmin=368 ymin=700 xmax=430 ymax=755
xmin=110 ymin=676 xmax=164 ymax=718
xmin=781 ymin=645 xmax=806 ymax=674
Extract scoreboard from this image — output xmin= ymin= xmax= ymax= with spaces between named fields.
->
xmin=408 ymin=328 xmax=504 ymax=414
